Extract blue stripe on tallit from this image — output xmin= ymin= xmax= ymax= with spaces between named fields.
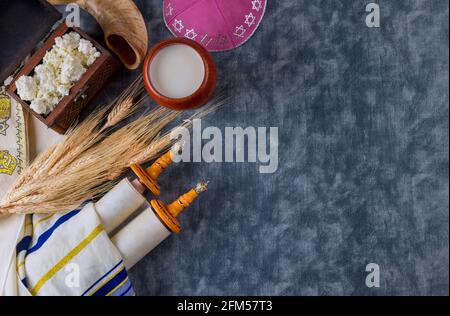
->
xmin=16 ymin=199 xmax=93 ymax=294
xmin=25 ymin=200 xmax=91 ymax=256
xmin=81 ymin=260 xmax=123 ymax=296
xmin=26 ymin=209 xmax=81 ymax=255
xmin=120 ymin=283 xmax=133 ymax=296
xmin=91 ymin=268 xmax=128 ymax=296
xmin=111 ymin=278 xmax=133 ymax=296
xmin=16 ymin=235 xmax=32 ymax=254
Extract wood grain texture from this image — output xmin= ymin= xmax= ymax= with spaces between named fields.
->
xmin=7 ymin=23 xmax=120 ymax=134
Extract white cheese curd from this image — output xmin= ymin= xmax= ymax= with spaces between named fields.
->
xmin=78 ymin=39 xmax=101 ymax=66
xmin=30 ymin=99 xmax=52 ymax=115
xmin=54 ymin=32 xmax=81 ymax=53
xmin=15 ymin=31 xmax=101 ymax=115
xmin=34 ymin=64 xmax=58 ymax=95
xmin=15 ymin=76 xmax=38 ymax=101
xmin=56 ymin=84 xmax=71 ymax=97
xmin=60 ymin=54 xmax=85 ymax=84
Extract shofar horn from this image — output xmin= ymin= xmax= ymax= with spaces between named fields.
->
xmin=48 ymin=0 xmax=148 ymax=70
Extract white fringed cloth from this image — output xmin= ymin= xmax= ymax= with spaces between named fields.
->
xmin=0 ymin=201 xmax=134 ymax=296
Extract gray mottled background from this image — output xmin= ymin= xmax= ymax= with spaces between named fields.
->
xmin=69 ymin=0 xmax=448 ymax=295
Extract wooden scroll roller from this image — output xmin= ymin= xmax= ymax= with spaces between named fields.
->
xmin=130 ymin=142 xmax=182 ymax=196
xmin=111 ymin=181 xmax=209 ymax=269
xmin=150 ymin=181 xmax=209 ymax=233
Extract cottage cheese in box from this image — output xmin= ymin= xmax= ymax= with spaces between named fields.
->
xmin=16 ymin=32 xmax=101 ymax=115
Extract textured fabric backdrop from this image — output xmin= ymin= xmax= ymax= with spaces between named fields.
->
xmin=68 ymin=0 xmax=448 ymax=295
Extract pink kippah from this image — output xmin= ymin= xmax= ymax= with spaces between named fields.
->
xmin=163 ymin=0 xmax=267 ymax=52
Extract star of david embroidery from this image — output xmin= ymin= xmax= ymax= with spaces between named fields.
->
xmin=0 ymin=121 xmax=9 ymax=136
xmin=251 ymin=0 xmax=263 ymax=12
xmin=244 ymin=12 xmax=256 ymax=27
xmin=233 ymin=25 xmax=246 ymax=38
xmin=172 ymin=19 xmax=184 ymax=33
xmin=201 ymin=34 xmax=213 ymax=47
xmin=184 ymin=28 xmax=198 ymax=40
xmin=166 ymin=3 xmax=173 ymax=16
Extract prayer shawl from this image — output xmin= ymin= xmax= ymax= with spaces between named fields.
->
xmin=0 ymin=91 xmax=27 ymax=199
xmin=4 ymin=201 xmax=134 ymax=296
xmin=0 ymin=91 xmax=134 ymax=296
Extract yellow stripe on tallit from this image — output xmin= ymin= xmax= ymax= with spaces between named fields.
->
xmin=24 ymin=214 xmax=55 ymax=230
xmin=88 ymin=265 xmax=125 ymax=296
xmin=17 ymin=260 xmax=25 ymax=270
xmin=106 ymin=277 xmax=129 ymax=296
xmin=30 ymin=224 xmax=103 ymax=295
xmin=18 ymin=213 xmax=55 ymax=271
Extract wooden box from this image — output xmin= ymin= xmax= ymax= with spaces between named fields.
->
xmin=1 ymin=0 xmax=120 ymax=134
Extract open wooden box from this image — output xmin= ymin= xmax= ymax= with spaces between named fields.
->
xmin=1 ymin=0 xmax=120 ymax=134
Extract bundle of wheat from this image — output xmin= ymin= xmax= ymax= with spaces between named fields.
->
xmin=0 ymin=76 xmax=224 ymax=214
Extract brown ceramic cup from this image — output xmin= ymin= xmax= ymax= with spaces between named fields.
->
xmin=143 ymin=38 xmax=217 ymax=111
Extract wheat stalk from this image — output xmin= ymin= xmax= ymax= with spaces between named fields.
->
xmin=0 ymin=78 xmax=226 ymax=214
xmin=102 ymin=74 xmax=145 ymax=129
xmin=131 ymin=95 xmax=228 ymax=165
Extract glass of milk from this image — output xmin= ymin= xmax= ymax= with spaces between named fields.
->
xmin=143 ymin=38 xmax=217 ymax=110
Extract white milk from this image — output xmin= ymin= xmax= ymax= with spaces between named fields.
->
xmin=149 ymin=44 xmax=205 ymax=99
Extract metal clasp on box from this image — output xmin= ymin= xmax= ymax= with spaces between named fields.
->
xmin=74 ymin=85 xmax=89 ymax=103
